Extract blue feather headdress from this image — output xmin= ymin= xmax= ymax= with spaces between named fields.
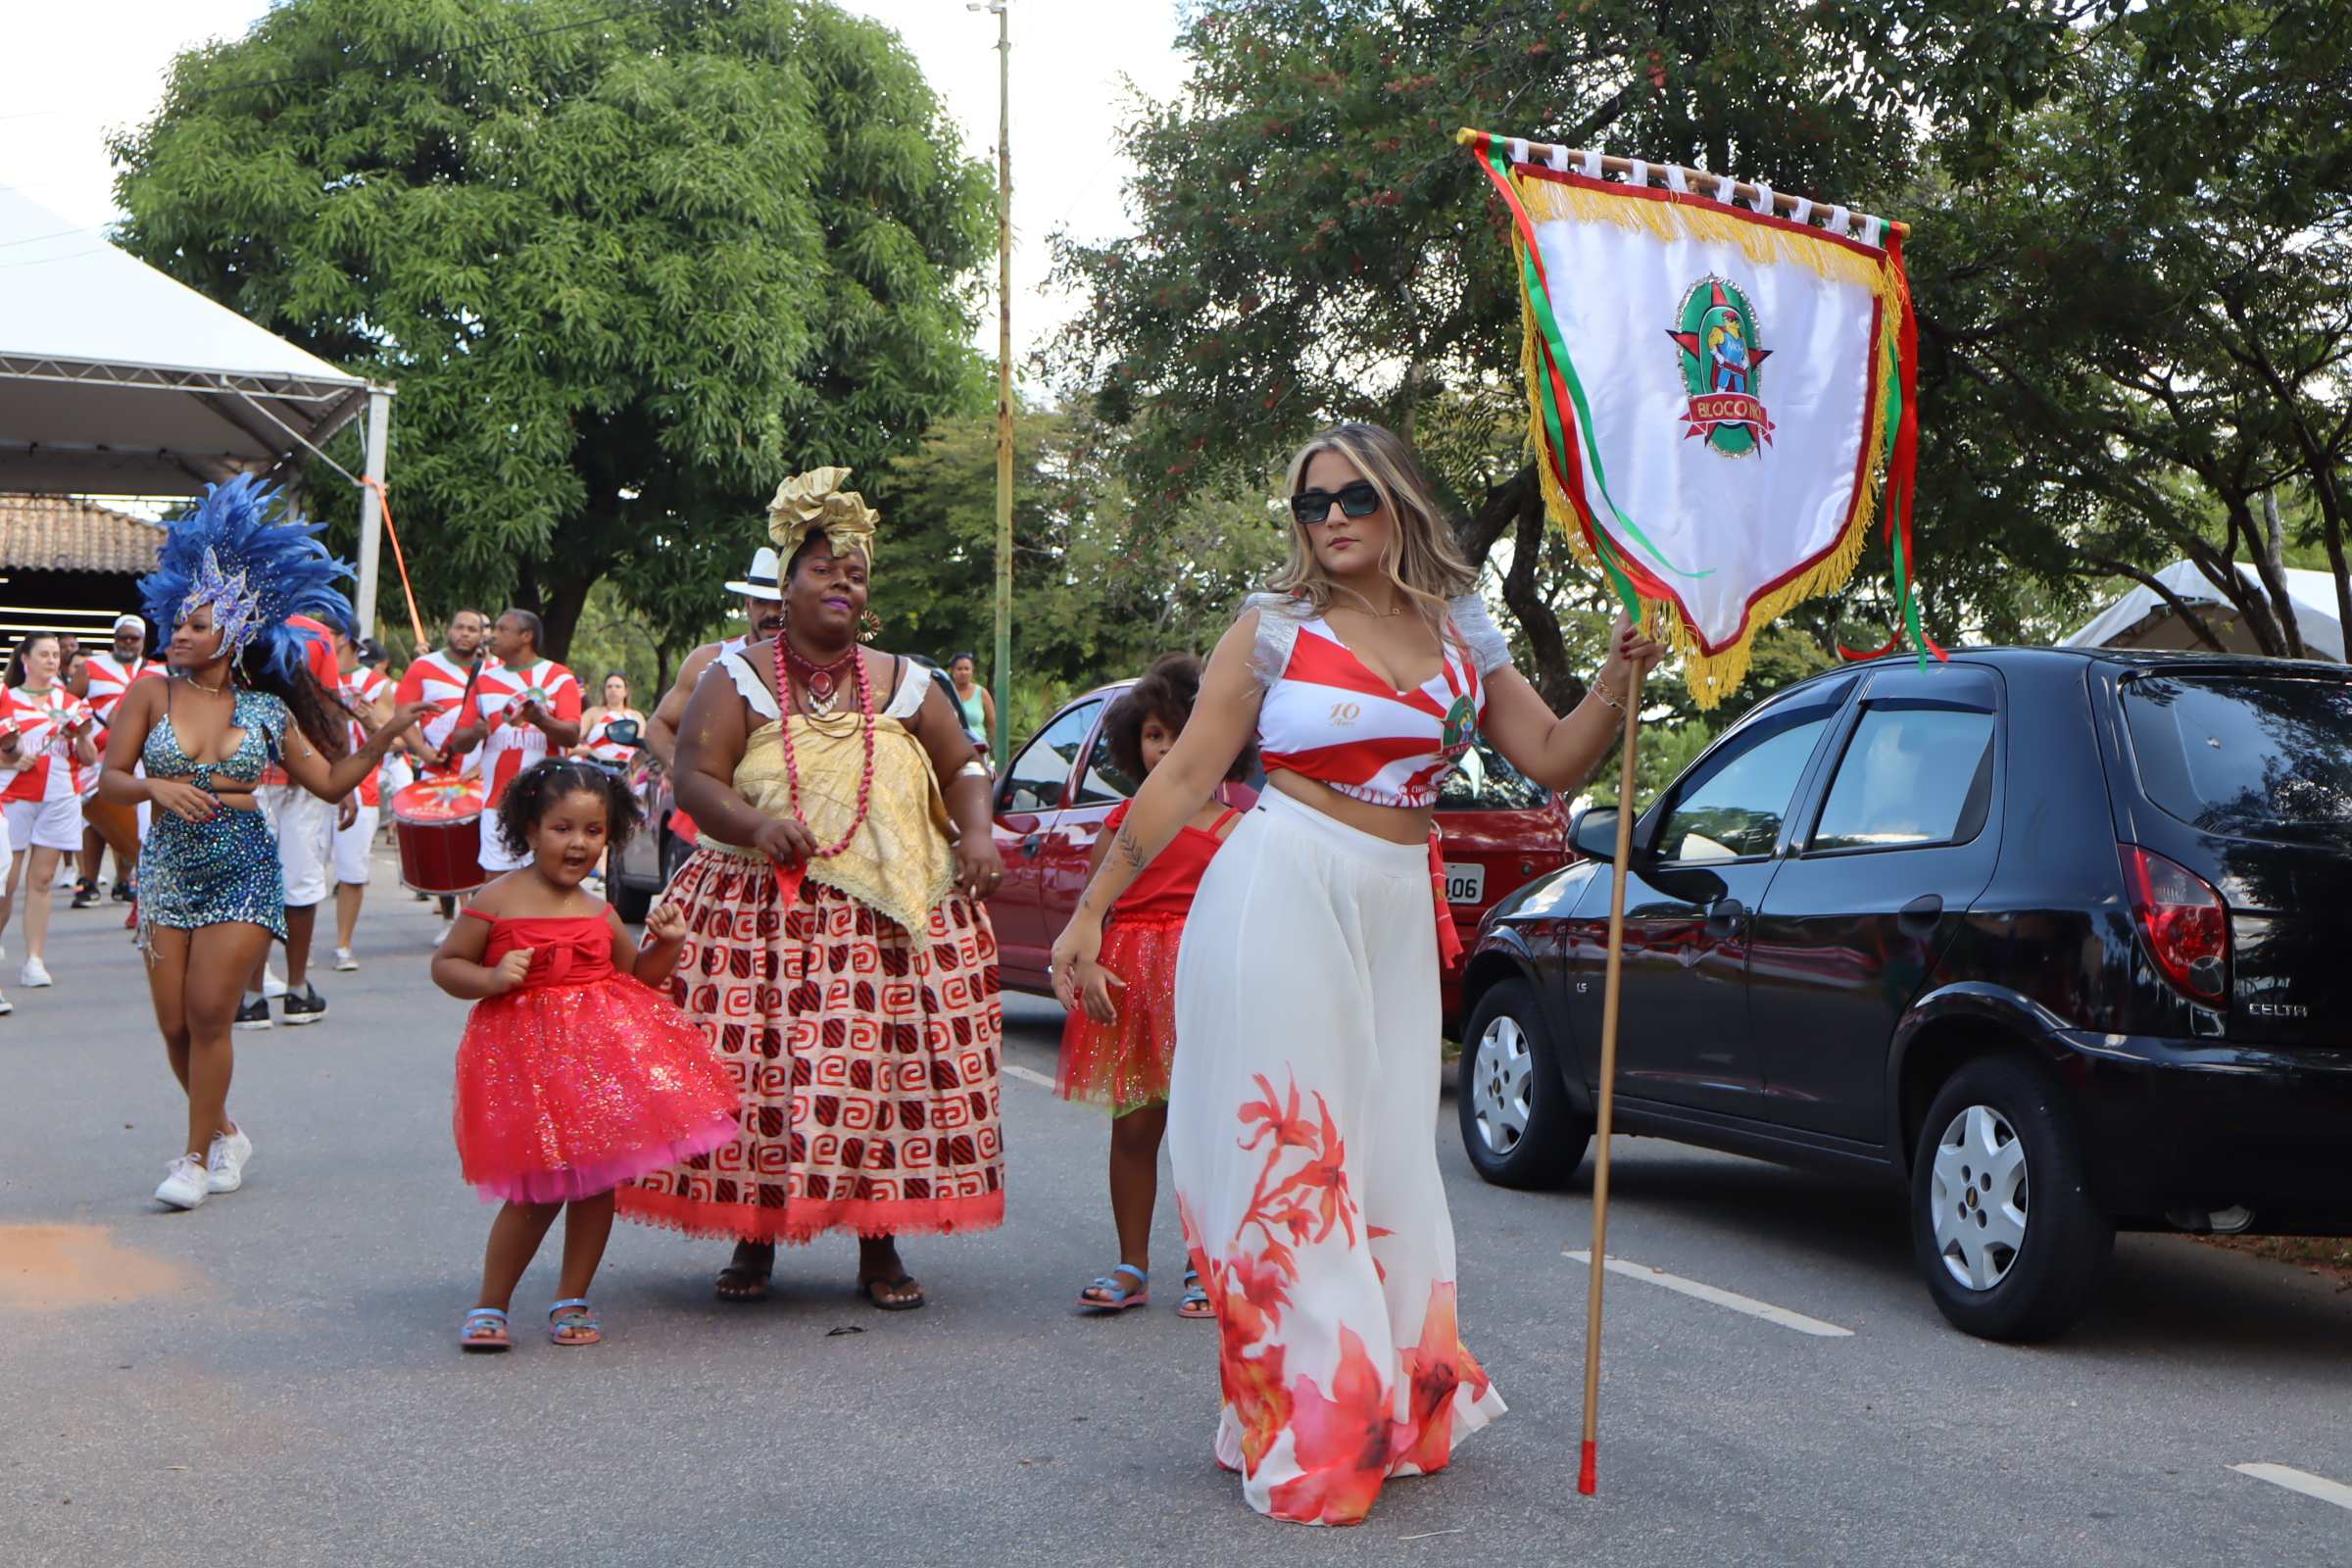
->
xmin=141 ymin=475 xmax=356 ymax=684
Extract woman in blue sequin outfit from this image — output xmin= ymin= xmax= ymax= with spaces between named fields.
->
xmin=100 ymin=477 xmax=425 ymax=1210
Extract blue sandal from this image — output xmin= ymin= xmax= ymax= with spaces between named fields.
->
xmin=1178 ymin=1267 xmax=1214 ymax=1320
xmin=547 ymin=1298 xmax=602 ymax=1346
xmin=459 ymin=1307 xmax=511 ymax=1352
xmin=1077 ymin=1263 xmax=1149 ymax=1313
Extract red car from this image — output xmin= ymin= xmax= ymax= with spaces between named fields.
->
xmin=990 ymin=681 xmax=1573 ymax=1024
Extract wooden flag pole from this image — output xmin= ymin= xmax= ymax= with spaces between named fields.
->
xmin=1579 ymin=615 xmax=1652 ymax=1495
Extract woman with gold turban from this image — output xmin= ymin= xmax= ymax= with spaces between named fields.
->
xmin=617 ymin=469 xmax=1006 ymax=1310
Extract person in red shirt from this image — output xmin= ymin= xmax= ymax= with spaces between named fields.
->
xmin=329 ymin=627 xmax=395 ymax=970
xmin=445 ymin=611 xmax=582 ymax=879
xmin=73 ymin=612 xmax=161 ymax=906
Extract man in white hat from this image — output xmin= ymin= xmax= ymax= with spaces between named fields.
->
xmin=643 ymin=546 xmax=787 ymax=767
xmin=72 ymin=612 xmax=161 ymax=906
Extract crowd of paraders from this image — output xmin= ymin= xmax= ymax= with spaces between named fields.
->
xmin=42 ymin=424 xmax=1656 ymax=1528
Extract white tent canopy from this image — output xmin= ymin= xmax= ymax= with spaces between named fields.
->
xmin=2061 ymin=559 xmax=2344 ymax=662
xmin=0 ymin=186 xmax=374 ymax=496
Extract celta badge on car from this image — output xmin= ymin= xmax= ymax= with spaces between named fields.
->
xmin=2246 ymin=1002 xmax=2308 ymax=1018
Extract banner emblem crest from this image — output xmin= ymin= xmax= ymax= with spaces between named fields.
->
xmin=1667 ymin=276 xmax=1774 ymax=456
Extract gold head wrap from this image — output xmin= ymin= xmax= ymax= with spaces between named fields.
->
xmin=766 ymin=466 xmax=880 ymax=564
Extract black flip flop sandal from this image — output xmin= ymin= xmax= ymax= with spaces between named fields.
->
xmin=858 ymin=1274 xmax=926 ymax=1311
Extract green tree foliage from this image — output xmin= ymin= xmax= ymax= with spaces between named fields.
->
xmin=111 ymin=0 xmax=991 ymax=661
xmin=1908 ymin=0 xmax=2352 ymax=657
xmin=866 ymin=410 xmax=1287 ymax=719
xmin=1051 ymin=0 xmax=2077 ymax=709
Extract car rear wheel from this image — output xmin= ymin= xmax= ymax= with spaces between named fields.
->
xmin=1911 ymin=1054 xmax=2113 ymax=1342
xmin=1457 ymin=979 xmax=1592 ymax=1191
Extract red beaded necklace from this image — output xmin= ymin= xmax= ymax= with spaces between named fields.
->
xmin=773 ymin=631 xmax=875 ymax=859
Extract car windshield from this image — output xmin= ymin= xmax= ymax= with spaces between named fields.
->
xmin=1438 ymin=736 xmax=1548 ymax=810
xmin=2124 ymin=672 xmax=2352 ymax=848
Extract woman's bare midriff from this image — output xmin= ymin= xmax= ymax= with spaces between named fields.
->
xmin=1266 ymin=769 xmax=1434 ymax=846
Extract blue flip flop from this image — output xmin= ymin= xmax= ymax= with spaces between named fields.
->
xmin=547 ymin=1298 xmax=602 ymax=1346
xmin=459 ymin=1307 xmax=511 ymax=1352
xmin=1077 ymin=1263 xmax=1148 ymax=1313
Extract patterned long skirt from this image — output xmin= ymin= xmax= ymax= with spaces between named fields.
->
xmin=1170 ymin=790 xmax=1505 ymax=1527
xmin=617 ymin=846 xmax=1006 ymax=1243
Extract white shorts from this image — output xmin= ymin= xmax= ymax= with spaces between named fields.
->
xmin=6 ymin=794 xmax=84 ymax=854
xmin=262 ymin=784 xmax=334 ymax=907
xmin=334 ymin=805 xmax=378 ymax=885
xmin=478 ymin=810 xmax=530 ymax=874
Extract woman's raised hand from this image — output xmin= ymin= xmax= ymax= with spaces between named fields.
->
xmin=752 ymin=815 xmax=818 ymax=866
xmin=148 ymin=778 xmax=220 ymax=824
xmin=383 ymin=700 xmax=432 ymax=737
xmin=1595 ymin=614 xmax=1668 ymax=706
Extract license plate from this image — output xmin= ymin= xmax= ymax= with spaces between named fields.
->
xmin=1444 ymin=862 xmax=1485 ymax=904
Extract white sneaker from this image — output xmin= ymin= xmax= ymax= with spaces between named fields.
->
xmin=19 ymin=957 xmax=51 ymax=989
xmin=331 ymin=946 xmax=359 ymax=972
xmin=261 ymin=965 xmax=288 ymax=1000
xmin=206 ymin=1126 xmax=252 ymax=1194
xmin=155 ymin=1154 xmax=208 ymax=1209
xmin=0 ymin=986 xmax=11 ymax=1016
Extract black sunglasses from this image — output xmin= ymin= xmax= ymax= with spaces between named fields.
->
xmin=1290 ymin=481 xmax=1383 ymax=526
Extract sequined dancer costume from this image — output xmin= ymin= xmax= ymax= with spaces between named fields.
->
xmin=452 ymin=913 xmax=740 ymax=1204
xmin=136 ymin=686 xmax=292 ymax=943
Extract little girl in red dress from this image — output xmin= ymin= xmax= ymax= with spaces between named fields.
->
xmin=1063 ymin=654 xmax=1252 ymax=1319
xmin=432 ymin=759 xmax=737 ymax=1351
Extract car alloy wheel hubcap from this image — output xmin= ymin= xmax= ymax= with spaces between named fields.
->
xmin=1930 ymin=1103 xmax=2030 ymax=1292
xmin=1471 ymin=1014 xmax=1534 ymax=1154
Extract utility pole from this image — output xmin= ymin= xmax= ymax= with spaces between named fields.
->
xmin=971 ymin=0 xmax=1012 ymax=761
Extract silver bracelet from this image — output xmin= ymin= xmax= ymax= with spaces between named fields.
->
xmin=1591 ymin=677 xmax=1625 ymax=712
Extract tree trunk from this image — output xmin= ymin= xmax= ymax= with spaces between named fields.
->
xmin=1455 ymin=462 xmax=1583 ymax=710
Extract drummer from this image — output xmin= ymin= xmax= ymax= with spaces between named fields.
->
xmin=443 ymin=611 xmax=582 ymax=883
xmin=394 ymin=610 xmax=490 ymax=923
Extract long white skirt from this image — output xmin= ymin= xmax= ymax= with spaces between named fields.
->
xmin=1170 ymin=788 xmax=1507 ymax=1526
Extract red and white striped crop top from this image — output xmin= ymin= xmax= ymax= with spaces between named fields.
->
xmin=1246 ymin=592 xmax=1514 ymax=809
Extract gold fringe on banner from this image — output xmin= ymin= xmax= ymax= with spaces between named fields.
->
xmin=1513 ymin=218 xmax=1900 ymax=709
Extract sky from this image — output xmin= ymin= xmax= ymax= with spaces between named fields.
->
xmin=0 ymin=0 xmax=1194 ymax=360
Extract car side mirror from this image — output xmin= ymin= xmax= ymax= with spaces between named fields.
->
xmin=1570 ymin=806 xmax=1623 ymax=862
xmin=605 ymin=718 xmax=642 ymax=748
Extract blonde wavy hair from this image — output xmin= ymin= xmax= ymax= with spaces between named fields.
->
xmin=1268 ymin=422 xmax=1476 ymax=626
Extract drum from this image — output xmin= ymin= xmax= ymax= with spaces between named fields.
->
xmin=83 ymin=797 xmax=141 ymax=858
xmin=392 ymin=778 xmax=487 ymax=895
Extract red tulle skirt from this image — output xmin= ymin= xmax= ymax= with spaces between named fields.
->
xmin=1058 ymin=912 xmax=1184 ymax=1114
xmin=454 ymin=973 xmax=741 ymax=1203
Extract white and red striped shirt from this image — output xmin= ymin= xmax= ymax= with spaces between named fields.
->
xmin=1249 ymin=593 xmax=1511 ymax=810
xmin=459 ymin=658 xmax=581 ymax=807
xmin=82 ymin=651 xmax=161 ymax=734
xmin=581 ymin=707 xmax=647 ymax=768
xmin=1 ymin=685 xmax=97 ymax=803
xmin=339 ymin=666 xmax=393 ymax=807
xmin=394 ymin=648 xmax=485 ymax=766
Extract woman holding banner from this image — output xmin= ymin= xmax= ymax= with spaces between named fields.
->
xmin=1051 ymin=422 xmax=1659 ymax=1526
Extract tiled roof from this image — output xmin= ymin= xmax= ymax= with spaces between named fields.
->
xmin=0 ymin=494 xmax=164 ymax=573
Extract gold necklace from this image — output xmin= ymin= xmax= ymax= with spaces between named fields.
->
xmin=180 ymin=671 xmax=226 ymax=696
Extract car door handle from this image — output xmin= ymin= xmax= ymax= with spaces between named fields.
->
xmin=1897 ymin=893 xmax=1943 ymax=938
xmin=1704 ymin=897 xmax=1745 ymax=939
xmin=1020 ymin=833 xmax=1044 ymax=860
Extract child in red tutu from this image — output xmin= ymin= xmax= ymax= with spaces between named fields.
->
xmin=1064 ymin=654 xmax=1252 ymax=1319
xmin=432 ymin=759 xmax=737 ymax=1352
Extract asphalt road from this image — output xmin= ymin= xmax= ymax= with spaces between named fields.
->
xmin=3 ymin=847 xmax=2350 ymax=1567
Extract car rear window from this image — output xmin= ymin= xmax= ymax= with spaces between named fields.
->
xmin=2123 ymin=672 xmax=2352 ymax=848
xmin=1438 ymin=736 xmax=1548 ymax=810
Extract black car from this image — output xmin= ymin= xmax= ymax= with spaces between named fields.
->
xmin=1455 ymin=648 xmax=2352 ymax=1341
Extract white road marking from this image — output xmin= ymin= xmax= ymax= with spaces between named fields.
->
xmin=2231 ymin=1463 xmax=2352 ymax=1512
xmin=1564 ymin=1250 xmax=1854 ymax=1338
xmin=1003 ymin=1062 xmax=1055 ymax=1089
